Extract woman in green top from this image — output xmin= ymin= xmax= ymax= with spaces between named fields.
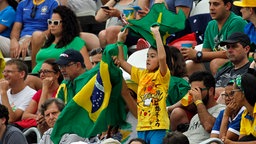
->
xmin=32 ymin=6 xmax=92 ymax=73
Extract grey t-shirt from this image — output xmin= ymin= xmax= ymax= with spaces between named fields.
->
xmin=1 ymin=125 xmax=28 ymax=144
xmin=215 ymin=62 xmax=250 ymax=87
xmin=106 ymin=0 xmax=138 ymax=27
xmin=183 ymin=104 xmax=225 ymax=144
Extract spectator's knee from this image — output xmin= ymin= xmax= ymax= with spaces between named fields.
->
xmin=170 ymin=107 xmax=187 ymax=121
xmin=31 ymin=31 xmax=46 ymax=46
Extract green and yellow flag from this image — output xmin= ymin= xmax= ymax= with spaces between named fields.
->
xmin=50 ymin=44 xmax=127 ymax=144
xmin=126 ymin=3 xmax=186 ymax=47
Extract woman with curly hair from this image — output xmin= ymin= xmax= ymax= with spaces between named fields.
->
xmin=32 ymin=5 xmax=92 ymax=74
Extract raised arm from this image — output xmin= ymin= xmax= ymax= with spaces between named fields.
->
xmin=80 ymin=46 xmax=93 ymax=70
xmin=0 ymin=79 xmax=23 ymax=122
xmin=116 ymin=28 xmax=132 ymax=74
xmin=150 ymin=26 xmax=167 ymax=76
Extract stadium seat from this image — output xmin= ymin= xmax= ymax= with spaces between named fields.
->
xmin=190 ymin=0 xmax=210 ymax=16
xmin=23 ymin=127 xmax=41 ymax=143
xmin=122 ymin=48 xmax=148 ymax=80
xmin=199 ymin=138 xmax=224 ymax=144
xmin=187 ymin=13 xmax=212 ymax=44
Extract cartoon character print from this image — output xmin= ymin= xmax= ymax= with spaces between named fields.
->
xmin=138 ymin=78 xmax=163 ymax=127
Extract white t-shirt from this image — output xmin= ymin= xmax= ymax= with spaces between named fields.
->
xmin=0 ymin=86 xmax=36 ymax=111
xmin=183 ymin=104 xmax=225 ymax=144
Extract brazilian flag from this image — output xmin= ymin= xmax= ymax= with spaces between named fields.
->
xmin=51 ymin=44 xmax=127 ymax=144
xmin=126 ymin=3 xmax=186 ymax=47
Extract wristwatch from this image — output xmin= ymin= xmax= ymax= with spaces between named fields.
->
xmin=196 ymin=51 xmax=203 ymax=61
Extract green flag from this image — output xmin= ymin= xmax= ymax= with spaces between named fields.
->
xmin=166 ymin=76 xmax=190 ymax=106
xmin=126 ymin=3 xmax=186 ymax=47
xmin=50 ymin=44 xmax=127 ymax=144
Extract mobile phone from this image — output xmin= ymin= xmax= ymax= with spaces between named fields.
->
xmin=101 ymin=6 xmax=110 ymax=10
xmin=120 ymin=17 xmax=129 ymax=25
xmin=133 ymin=6 xmax=142 ymax=11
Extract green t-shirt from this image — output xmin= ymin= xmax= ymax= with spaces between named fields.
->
xmin=32 ymin=36 xmax=85 ymax=73
xmin=203 ymin=12 xmax=247 ymax=51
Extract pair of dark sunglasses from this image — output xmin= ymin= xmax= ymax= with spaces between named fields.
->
xmin=89 ymin=48 xmax=104 ymax=56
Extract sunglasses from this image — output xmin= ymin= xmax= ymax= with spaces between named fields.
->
xmin=199 ymin=87 xmax=208 ymax=91
xmin=47 ymin=19 xmax=62 ymax=26
xmin=38 ymin=69 xmax=56 ymax=75
xmin=230 ymin=89 xmax=243 ymax=96
xmin=58 ymin=63 xmax=76 ymax=69
xmin=226 ymin=43 xmax=240 ymax=49
xmin=30 ymin=5 xmax=37 ymax=18
xmin=89 ymin=48 xmax=104 ymax=56
xmin=221 ymin=92 xmax=233 ymax=98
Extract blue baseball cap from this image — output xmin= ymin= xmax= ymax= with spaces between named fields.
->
xmin=56 ymin=49 xmax=85 ymax=67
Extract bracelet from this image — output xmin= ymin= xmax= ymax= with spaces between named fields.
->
xmin=194 ymin=100 xmax=203 ymax=106
xmin=117 ymin=41 xmax=124 ymax=47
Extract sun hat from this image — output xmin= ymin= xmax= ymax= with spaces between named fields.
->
xmin=233 ymin=0 xmax=256 ymax=7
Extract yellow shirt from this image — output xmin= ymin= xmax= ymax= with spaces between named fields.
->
xmin=0 ymin=51 xmax=5 ymax=79
xmin=131 ymin=66 xmax=170 ymax=131
xmin=240 ymin=103 xmax=256 ymax=137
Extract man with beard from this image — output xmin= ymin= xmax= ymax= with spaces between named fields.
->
xmin=215 ymin=32 xmax=251 ymax=101
xmin=55 ymin=49 xmax=89 ymax=104
xmin=182 ymin=71 xmax=225 ymax=144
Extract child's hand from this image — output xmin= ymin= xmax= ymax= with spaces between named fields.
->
xmin=150 ymin=25 xmax=160 ymax=35
xmin=112 ymin=56 xmax=121 ymax=67
xmin=117 ymin=28 xmax=128 ymax=42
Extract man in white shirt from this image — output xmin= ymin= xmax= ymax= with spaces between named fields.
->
xmin=0 ymin=59 xmax=36 ymax=123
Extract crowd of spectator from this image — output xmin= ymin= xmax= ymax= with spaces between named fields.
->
xmin=1 ymin=0 xmax=256 ymax=144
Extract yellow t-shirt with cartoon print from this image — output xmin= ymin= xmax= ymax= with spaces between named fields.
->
xmin=131 ymin=66 xmax=170 ymax=131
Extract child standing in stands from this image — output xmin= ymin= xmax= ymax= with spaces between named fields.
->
xmin=116 ymin=26 xmax=170 ymax=144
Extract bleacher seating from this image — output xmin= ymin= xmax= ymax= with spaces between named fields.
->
xmin=187 ymin=13 xmax=212 ymax=45
xmin=191 ymin=0 xmax=210 ymax=16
